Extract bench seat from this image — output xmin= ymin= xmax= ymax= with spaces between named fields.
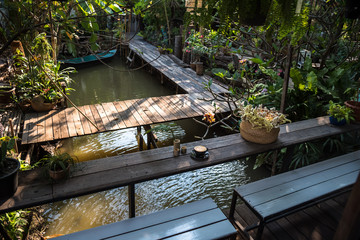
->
xmin=54 ymin=198 xmax=237 ymax=240
xmin=229 ymin=150 xmax=360 ymax=240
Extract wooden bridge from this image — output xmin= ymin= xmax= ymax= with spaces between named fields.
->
xmin=21 ymin=35 xmax=230 ymax=145
xmin=21 ymin=93 xmax=231 ymax=144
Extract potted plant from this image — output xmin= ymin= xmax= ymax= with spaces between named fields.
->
xmin=327 ymin=101 xmax=354 ymax=126
xmin=0 ymin=135 xmax=20 ymax=198
xmin=236 ymin=103 xmax=290 ymax=144
xmin=38 ymin=152 xmax=75 ymax=181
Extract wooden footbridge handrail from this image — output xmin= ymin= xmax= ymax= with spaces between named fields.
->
xmin=1 ymin=116 xmax=360 ymax=215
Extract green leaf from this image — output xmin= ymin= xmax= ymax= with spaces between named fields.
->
xmin=249 ymin=58 xmax=263 ymax=64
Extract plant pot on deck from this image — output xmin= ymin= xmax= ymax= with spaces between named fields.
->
xmin=195 ymin=62 xmax=204 ymax=76
xmin=48 ymin=165 xmax=70 ymax=182
xmin=345 ymin=101 xmax=360 ymax=122
xmin=240 ymin=120 xmax=280 ymax=144
xmin=31 ymin=95 xmax=56 ymax=112
xmin=0 ymin=158 xmax=20 ymax=198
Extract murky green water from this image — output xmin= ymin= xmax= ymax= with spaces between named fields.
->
xmin=43 ymin=56 xmax=270 ymax=236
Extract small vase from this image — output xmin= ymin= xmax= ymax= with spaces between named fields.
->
xmin=240 ymin=120 xmax=280 ymax=144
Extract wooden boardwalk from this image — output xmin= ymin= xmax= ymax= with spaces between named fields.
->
xmin=128 ymin=35 xmax=228 ymax=94
xmin=21 ymin=93 xmax=230 ymax=144
xmin=21 ymin=34 xmax=230 ymax=145
xmin=226 ymin=192 xmax=349 ymax=240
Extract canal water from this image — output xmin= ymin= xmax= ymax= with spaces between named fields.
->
xmin=43 ymin=56 xmax=270 ymax=236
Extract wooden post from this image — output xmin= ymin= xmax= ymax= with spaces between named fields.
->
xmin=128 ymin=184 xmax=136 ymax=218
xmin=333 ymin=172 xmax=360 ymax=240
xmin=137 ymin=126 xmax=144 ymax=151
xmin=143 ymin=125 xmax=158 ymax=149
xmin=280 ymin=44 xmax=293 ymax=113
xmin=61 ymin=82 xmax=68 ymax=108
xmin=8 ymin=119 xmax=18 ymax=154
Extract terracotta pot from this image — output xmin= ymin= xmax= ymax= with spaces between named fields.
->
xmin=0 ymin=158 xmax=20 ymax=198
xmin=240 ymin=120 xmax=280 ymax=144
xmin=345 ymin=101 xmax=360 ymax=122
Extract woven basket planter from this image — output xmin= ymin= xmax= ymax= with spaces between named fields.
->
xmin=240 ymin=120 xmax=280 ymax=144
xmin=345 ymin=101 xmax=360 ymax=122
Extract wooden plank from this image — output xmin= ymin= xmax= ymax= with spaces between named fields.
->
xmin=106 ymin=102 xmax=127 ymax=129
xmin=168 ymin=95 xmax=199 ymax=118
xmin=82 ymin=105 xmax=99 ymax=133
xmin=160 ymin=96 xmax=185 ymax=119
xmin=123 ymin=100 xmax=146 ymax=126
xmin=113 ymin=100 xmax=139 ymax=127
xmin=27 ymin=112 xmax=40 ymax=144
xmin=36 ymin=112 xmax=47 ymax=143
xmin=64 ymin=108 xmax=78 ymax=137
xmin=44 ymin=110 xmax=55 ymax=142
xmin=135 ymin=98 xmax=164 ymax=123
xmin=147 ymin=97 xmax=173 ymax=121
xmin=21 ymin=113 xmax=32 ymax=144
xmin=71 ymin=107 xmax=85 ymax=136
xmin=77 ymin=106 xmax=92 ymax=135
xmin=12 ymin=110 xmax=22 ymax=137
xmin=95 ymin=104 xmax=112 ymax=131
xmin=128 ymin=99 xmax=152 ymax=125
xmin=89 ymin=104 xmax=106 ymax=132
xmin=188 ymin=93 xmax=217 ymax=113
xmin=51 ymin=110 xmax=62 ymax=140
xmin=101 ymin=102 xmax=123 ymax=130
xmin=56 ymin=110 xmax=69 ymax=139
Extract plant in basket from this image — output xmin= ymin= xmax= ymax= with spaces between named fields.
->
xmin=37 ymin=152 xmax=76 ymax=182
xmin=236 ymin=102 xmax=290 ymax=144
xmin=327 ymin=101 xmax=353 ymax=126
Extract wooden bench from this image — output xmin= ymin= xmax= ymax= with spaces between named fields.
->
xmin=229 ymin=150 xmax=360 ymax=240
xmin=54 ymin=198 xmax=237 ymax=240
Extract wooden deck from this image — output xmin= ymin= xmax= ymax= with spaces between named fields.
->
xmin=2 ymin=117 xmax=360 ymax=214
xmin=21 ymin=93 xmax=231 ymax=144
xmin=0 ymin=109 xmax=22 ymax=137
xmin=226 ymin=192 xmax=350 ymax=240
xmin=128 ymin=35 xmax=228 ymax=94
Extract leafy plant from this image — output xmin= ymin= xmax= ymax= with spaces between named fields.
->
xmin=327 ymin=100 xmax=353 ymax=123
xmin=236 ymin=102 xmax=290 ymax=132
xmin=144 ymin=122 xmax=178 ymax=139
xmin=37 ymin=152 xmax=75 ymax=172
xmin=0 ymin=210 xmax=30 ymax=240
xmin=290 ymin=142 xmax=321 ymax=169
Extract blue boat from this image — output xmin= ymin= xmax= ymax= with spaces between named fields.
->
xmin=59 ymin=49 xmax=117 ymax=65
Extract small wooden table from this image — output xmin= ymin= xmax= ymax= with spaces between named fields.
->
xmin=229 ymin=150 xmax=360 ymax=240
